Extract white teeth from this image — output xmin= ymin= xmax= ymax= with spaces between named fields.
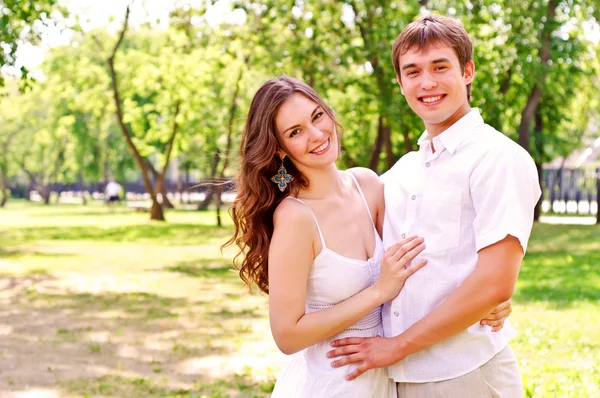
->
xmin=311 ymin=139 xmax=329 ymax=153
xmin=422 ymin=95 xmax=442 ymax=103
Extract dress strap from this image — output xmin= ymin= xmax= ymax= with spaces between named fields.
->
xmin=347 ymin=172 xmax=376 ymax=227
xmin=284 ymin=197 xmax=327 ymax=250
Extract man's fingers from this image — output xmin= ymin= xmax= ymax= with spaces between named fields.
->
xmin=495 ymin=299 xmax=512 ymax=312
xmin=483 ymin=307 xmax=511 ymax=321
xmin=481 ymin=319 xmax=504 ymax=327
xmin=331 ymin=353 xmax=363 ymax=369
xmin=327 ymin=345 xmax=361 ymax=359
xmin=346 ymin=362 xmax=372 ymax=380
xmin=331 ymin=337 xmax=365 ymax=347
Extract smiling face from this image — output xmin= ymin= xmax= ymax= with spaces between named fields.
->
xmin=398 ymin=42 xmax=474 ymax=136
xmin=274 ymin=93 xmax=338 ymax=171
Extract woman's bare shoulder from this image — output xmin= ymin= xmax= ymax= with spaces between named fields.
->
xmin=273 ymin=197 xmax=315 ymax=228
xmin=347 ymin=167 xmax=383 ymax=192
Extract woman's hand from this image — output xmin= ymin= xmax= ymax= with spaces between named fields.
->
xmin=374 ymin=236 xmax=427 ymax=303
xmin=480 ymin=298 xmax=512 ymax=332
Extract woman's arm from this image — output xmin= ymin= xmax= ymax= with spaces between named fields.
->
xmin=268 ymin=199 xmax=424 ymax=355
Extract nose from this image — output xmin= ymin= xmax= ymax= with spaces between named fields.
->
xmin=307 ymin=124 xmax=324 ymax=142
xmin=420 ymin=72 xmax=438 ymax=90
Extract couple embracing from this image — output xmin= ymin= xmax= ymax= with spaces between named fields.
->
xmin=225 ymin=15 xmax=541 ymax=398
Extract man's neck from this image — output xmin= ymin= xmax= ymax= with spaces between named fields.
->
xmin=425 ymin=104 xmax=472 ymax=141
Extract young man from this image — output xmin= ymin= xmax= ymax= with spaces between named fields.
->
xmin=105 ymin=178 xmax=122 ymax=211
xmin=327 ymin=16 xmax=541 ymax=396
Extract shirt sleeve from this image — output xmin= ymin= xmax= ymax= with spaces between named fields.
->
xmin=470 ymin=144 xmax=542 ymax=253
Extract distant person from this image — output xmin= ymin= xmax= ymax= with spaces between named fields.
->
xmin=105 ymin=179 xmax=122 ymax=210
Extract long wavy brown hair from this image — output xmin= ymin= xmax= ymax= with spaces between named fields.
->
xmin=223 ymin=75 xmax=343 ymax=294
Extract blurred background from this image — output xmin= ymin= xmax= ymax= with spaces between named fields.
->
xmin=0 ymin=1 xmax=598 ymax=397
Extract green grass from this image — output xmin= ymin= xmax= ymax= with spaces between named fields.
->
xmin=0 ymin=200 xmax=599 ymax=397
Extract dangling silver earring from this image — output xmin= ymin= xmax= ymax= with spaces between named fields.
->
xmin=271 ymin=158 xmax=293 ymax=192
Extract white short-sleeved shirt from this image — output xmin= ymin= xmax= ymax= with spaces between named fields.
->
xmin=106 ymin=181 xmax=122 ymax=197
xmin=380 ymin=108 xmax=541 ymax=382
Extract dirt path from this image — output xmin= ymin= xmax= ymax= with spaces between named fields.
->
xmin=0 ymin=274 xmax=280 ymax=397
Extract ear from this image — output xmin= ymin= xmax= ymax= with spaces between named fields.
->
xmin=463 ymin=60 xmax=475 ymax=85
xmin=397 ymin=76 xmax=404 ymax=95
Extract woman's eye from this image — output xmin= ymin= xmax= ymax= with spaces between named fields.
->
xmin=313 ymin=112 xmax=324 ymax=121
xmin=290 ymin=129 xmax=300 ymax=137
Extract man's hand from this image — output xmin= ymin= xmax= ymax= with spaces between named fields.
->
xmin=327 ymin=336 xmax=403 ymax=380
xmin=480 ymin=299 xmax=512 ymax=331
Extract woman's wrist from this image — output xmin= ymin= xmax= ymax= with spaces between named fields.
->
xmin=367 ymin=282 xmax=387 ymax=306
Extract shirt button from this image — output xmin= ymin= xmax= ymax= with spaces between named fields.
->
xmin=394 ymin=311 xmax=400 ymax=317
xmin=425 ymin=162 xmax=431 ymax=168
xmin=401 ymin=233 xmax=406 ymax=239
xmin=411 ymin=195 xmax=416 ymax=200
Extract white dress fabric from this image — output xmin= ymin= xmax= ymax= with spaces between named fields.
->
xmin=271 ymin=173 xmax=395 ymax=398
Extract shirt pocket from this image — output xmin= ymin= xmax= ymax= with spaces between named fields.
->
xmin=418 ymin=189 xmax=462 ymax=252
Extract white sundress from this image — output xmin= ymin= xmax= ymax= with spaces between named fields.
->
xmin=270 ymin=173 xmax=395 ymax=398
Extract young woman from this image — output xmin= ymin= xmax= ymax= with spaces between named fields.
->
xmin=224 ymin=76 xmax=510 ymax=397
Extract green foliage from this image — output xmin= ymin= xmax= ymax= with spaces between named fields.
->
xmin=0 ymin=0 xmax=60 ymax=78
xmin=1 ymin=1 xmax=598 ymax=201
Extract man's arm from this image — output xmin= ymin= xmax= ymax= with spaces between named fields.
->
xmin=328 ymin=235 xmax=523 ymax=380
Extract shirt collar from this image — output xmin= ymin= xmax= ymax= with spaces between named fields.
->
xmin=417 ymin=108 xmax=484 ymax=155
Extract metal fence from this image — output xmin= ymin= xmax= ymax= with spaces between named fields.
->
xmin=541 ymin=168 xmax=599 ymax=215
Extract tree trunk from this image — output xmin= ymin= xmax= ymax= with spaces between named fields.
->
xmin=0 ymin=164 xmax=7 ymax=207
xmin=157 ymin=101 xmax=182 ymax=209
xmin=108 ymin=5 xmax=164 ymax=221
xmin=533 ymin=111 xmax=544 ymax=221
xmin=78 ymin=173 xmax=88 ymax=205
xmin=154 ymin=175 xmax=175 ymax=209
xmin=369 ymin=115 xmax=384 ymax=172
xmin=197 ymin=150 xmax=220 ymax=210
xmin=517 ymin=0 xmax=557 ymax=153
xmin=596 ymin=167 xmax=600 ymax=225
xmin=214 ymin=62 xmax=245 ymax=225
xmin=383 ymin=122 xmax=394 ymax=170
xmin=39 ymin=185 xmax=51 ymax=205
xmin=215 ymin=185 xmax=223 ymax=227
xmin=185 ymin=163 xmax=191 ymax=204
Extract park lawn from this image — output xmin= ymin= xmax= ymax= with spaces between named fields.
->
xmin=0 ymin=200 xmax=599 ymax=397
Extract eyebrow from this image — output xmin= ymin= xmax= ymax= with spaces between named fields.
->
xmin=282 ymin=105 xmax=322 ymax=135
xmin=401 ymin=57 xmax=452 ymax=71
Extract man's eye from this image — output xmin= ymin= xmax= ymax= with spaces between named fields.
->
xmin=406 ymin=70 xmax=418 ymax=76
xmin=436 ymin=66 xmax=447 ymax=71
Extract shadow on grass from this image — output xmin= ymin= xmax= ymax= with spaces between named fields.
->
xmin=26 ymin=290 xmax=188 ymax=320
xmin=0 ymin=246 xmax=77 ymax=258
xmin=165 ymin=259 xmax=236 ymax=279
xmin=61 ymin=373 xmax=274 ymax=398
xmin=33 ymin=209 xmax=141 ymax=217
xmin=0 ymin=286 xmax=268 ymax=391
xmin=515 ymin=224 xmax=600 ymax=308
xmin=0 ymin=271 xmax=55 ymax=293
xmin=0 ymin=223 xmax=231 ymax=246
